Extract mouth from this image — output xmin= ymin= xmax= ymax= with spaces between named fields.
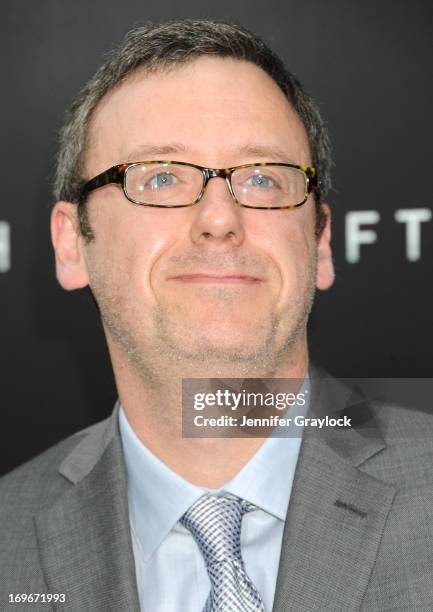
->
xmin=168 ymin=273 xmax=263 ymax=285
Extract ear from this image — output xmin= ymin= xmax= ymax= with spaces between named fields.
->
xmin=50 ymin=201 xmax=89 ymax=290
xmin=316 ymin=203 xmax=334 ymax=290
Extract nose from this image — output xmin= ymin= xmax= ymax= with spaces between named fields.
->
xmin=189 ymin=175 xmax=246 ymax=246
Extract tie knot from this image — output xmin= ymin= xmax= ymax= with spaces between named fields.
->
xmin=180 ymin=495 xmax=252 ymax=566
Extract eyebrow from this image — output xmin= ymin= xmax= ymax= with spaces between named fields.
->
xmin=123 ymin=142 xmax=297 ymax=164
xmin=236 ymin=143 xmax=297 ymax=163
xmin=124 ymin=143 xmax=187 ymax=161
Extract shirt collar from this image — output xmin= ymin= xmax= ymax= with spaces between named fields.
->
xmin=119 ymin=407 xmax=205 ymax=559
xmin=222 ymin=375 xmax=310 ymax=519
xmin=222 ymin=435 xmax=301 ymax=521
xmin=119 ymin=374 xmax=309 ymax=559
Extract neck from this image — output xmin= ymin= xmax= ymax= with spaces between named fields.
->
xmin=109 ymin=338 xmax=309 ymax=488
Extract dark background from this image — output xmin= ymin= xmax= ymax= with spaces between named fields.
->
xmin=1 ymin=0 xmax=432 ymax=476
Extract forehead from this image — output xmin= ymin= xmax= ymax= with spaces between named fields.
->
xmin=86 ymin=56 xmax=311 ymax=175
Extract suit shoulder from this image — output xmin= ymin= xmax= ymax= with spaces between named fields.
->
xmin=372 ymin=400 xmax=433 ymax=441
xmin=365 ymin=400 xmax=433 ymax=490
xmin=0 ymin=418 xmax=110 ymax=513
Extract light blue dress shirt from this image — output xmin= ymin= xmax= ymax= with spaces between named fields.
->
xmin=119 ymin=380 xmax=309 ymax=612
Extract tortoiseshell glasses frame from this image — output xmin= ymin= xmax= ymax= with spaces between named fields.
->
xmin=80 ymin=160 xmax=320 ymax=210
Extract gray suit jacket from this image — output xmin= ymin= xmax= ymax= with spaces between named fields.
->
xmin=1 ymin=373 xmax=433 ymax=611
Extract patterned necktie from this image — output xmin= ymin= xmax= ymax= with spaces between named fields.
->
xmin=180 ymin=495 xmax=266 ymax=611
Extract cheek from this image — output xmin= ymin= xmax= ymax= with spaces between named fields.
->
xmin=250 ymin=212 xmax=316 ymax=304
xmin=88 ymin=200 xmax=183 ymax=303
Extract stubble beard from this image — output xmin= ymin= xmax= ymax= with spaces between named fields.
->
xmin=89 ymin=252 xmax=318 ymax=388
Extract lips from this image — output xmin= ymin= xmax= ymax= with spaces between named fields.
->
xmin=168 ymin=273 xmax=262 ymax=284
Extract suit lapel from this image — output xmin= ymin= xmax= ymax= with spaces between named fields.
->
xmin=273 ymin=373 xmax=396 ymax=612
xmin=34 ymin=409 xmax=140 ymax=612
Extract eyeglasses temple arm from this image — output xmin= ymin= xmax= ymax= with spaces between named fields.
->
xmin=80 ymin=165 xmax=125 ymax=198
xmin=305 ymin=167 xmax=321 ymax=198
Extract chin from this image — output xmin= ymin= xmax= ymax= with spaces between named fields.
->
xmin=154 ymin=306 xmax=288 ymax=367
xmin=191 ymin=320 xmax=262 ymax=345
xmin=175 ymin=322 xmax=277 ymax=362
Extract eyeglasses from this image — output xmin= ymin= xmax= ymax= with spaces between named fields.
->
xmin=81 ymin=161 xmax=319 ymax=210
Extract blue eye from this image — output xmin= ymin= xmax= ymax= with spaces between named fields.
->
xmin=247 ymin=174 xmax=275 ymax=189
xmin=149 ymin=172 xmax=177 ymax=188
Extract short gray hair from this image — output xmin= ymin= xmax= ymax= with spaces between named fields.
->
xmin=54 ymin=19 xmax=332 ymax=240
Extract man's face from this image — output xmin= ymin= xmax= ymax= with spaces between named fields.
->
xmin=53 ymin=57 xmax=333 ymax=378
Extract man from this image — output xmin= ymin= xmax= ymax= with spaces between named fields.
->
xmin=1 ymin=19 xmax=432 ymax=612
